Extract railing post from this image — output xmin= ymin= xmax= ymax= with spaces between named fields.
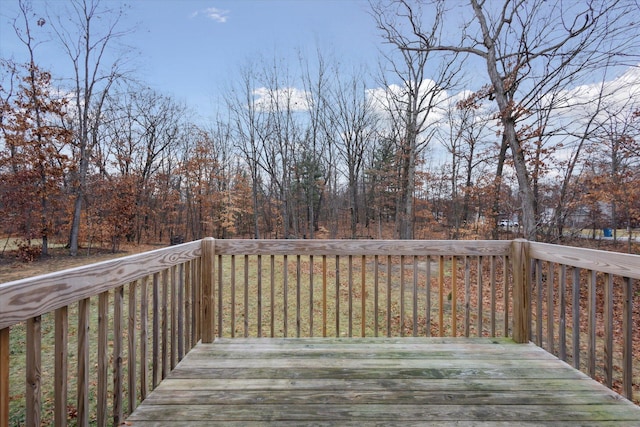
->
xmin=511 ymin=239 xmax=531 ymax=343
xmin=201 ymin=237 xmax=216 ymax=343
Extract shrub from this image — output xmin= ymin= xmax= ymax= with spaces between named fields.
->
xmin=15 ymin=240 xmax=42 ymax=262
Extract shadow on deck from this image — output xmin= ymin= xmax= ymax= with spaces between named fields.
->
xmin=127 ymin=338 xmax=640 ymax=426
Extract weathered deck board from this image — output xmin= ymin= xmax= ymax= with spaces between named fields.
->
xmin=126 ymin=338 xmax=640 ymax=426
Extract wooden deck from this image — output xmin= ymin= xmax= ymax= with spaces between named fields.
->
xmin=126 ymin=338 xmax=640 ymax=426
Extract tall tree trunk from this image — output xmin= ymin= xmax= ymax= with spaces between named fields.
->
xmin=350 ymin=168 xmax=359 ymax=238
xmin=401 ymin=146 xmax=416 ymax=240
xmin=69 ymin=149 xmax=88 ymax=256
xmin=491 ymin=135 xmax=509 ymax=240
xmin=472 ymin=1 xmax=537 ymax=240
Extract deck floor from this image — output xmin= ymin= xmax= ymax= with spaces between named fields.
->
xmin=127 ymin=337 xmax=640 ymax=426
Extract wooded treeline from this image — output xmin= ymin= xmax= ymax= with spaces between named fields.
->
xmin=1 ymin=0 xmax=639 ymax=259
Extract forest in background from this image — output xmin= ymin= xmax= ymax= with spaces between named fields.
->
xmin=1 ymin=0 xmax=640 ymax=261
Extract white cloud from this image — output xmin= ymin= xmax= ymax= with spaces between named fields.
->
xmin=191 ymin=7 xmax=229 ymax=23
xmin=534 ymin=65 xmax=640 ymax=141
xmin=252 ymin=87 xmax=310 ymax=112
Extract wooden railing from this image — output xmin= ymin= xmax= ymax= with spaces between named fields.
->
xmin=202 ymin=238 xmax=518 ymax=340
xmin=0 ymin=242 xmax=202 ymax=427
xmin=527 ymin=241 xmax=640 ymax=400
xmin=0 ymin=238 xmax=638 ymax=426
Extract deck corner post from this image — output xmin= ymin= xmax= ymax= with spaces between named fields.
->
xmin=511 ymin=239 xmax=531 ymax=343
xmin=201 ymin=237 xmax=216 ymax=343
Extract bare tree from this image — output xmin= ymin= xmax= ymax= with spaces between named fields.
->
xmin=10 ymin=0 xmax=61 ymax=256
xmin=372 ymin=0 xmax=462 ymax=238
xmin=227 ymin=62 xmax=269 ymax=239
xmin=372 ymin=0 xmax=640 ymax=240
xmin=100 ymin=86 xmax=184 ymax=243
xmin=327 ymin=67 xmax=378 ymax=238
xmin=299 ymin=48 xmax=333 ymax=238
xmin=50 ymin=0 xmax=130 ymax=255
xmin=259 ymin=59 xmax=303 ymax=238
xmin=437 ymin=93 xmax=491 ymax=237
xmin=229 ymin=57 xmax=302 ymax=239
xmin=536 ymin=71 xmax=605 ymax=241
xmin=594 ymin=101 xmax=640 ymax=243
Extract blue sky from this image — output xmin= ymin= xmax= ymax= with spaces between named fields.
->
xmin=1 ymin=0 xmax=637 ymax=133
xmin=0 ymin=0 xmax=380 ymax=119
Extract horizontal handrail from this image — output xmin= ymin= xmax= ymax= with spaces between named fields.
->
xmin=213 ymin=239 xmax=512 ymax=256
xmin=529 ymin=241 xmax=640 ymax=280
xmin=0 ymin=241 xmax=202 ymax=330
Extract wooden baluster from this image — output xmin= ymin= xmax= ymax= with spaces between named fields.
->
xmin=245 ymin=255 xmax=250 ymax=338
xmin=374 ymin=255 xmax=379 ymax=337
xmin=348 ymin=255 xmax=353 ymax=338
xmin=283 ymin=255 xmax=288 ymax=338
xmin=335 ymin=256 xmax=340 ymax=337
xmin=463 ymin=256 xmax=471 ymax=337
xmin=128 ymin=281 xmax=138 ymax=413
xmin=587 ymin=269 xmax=596 ymax=378
xmin=503 ymin=255 xmax=509 ymax=337
xmin=426 ymin=255 xmax=432 ymax=337
xmin=271 ymin=255 xmax=276 ymax=338
xmin=26 ymin=316 xmax=41 ymax=427
xmin=185 ymin=261 xmax=191 ymax=350
xmin=451 ymin=256 xmax=458 ymax=337
xmin=622 ymin=277 xmax=633 ymax=400
xmin=547 ymin=262 xmax=555 ymax=355
xmin=559 ymin=265 xmax=567 ymax=361
xmin=197 ymin=257 xmax=202 ymax=341
xmin=152 ymin=273 xmax=160 ymax=388
xmin=322 ymin=255 xmax=327 ymax=337
xmin=0 ymin=327 xmax=9 ymax=427
xmin=231 ymin=255 xmax=236 ymax=338
xmin=77 ymin=298 xmax=90 ymax=427
xmin=572 ymin=267 xmax=581 ymax=369
xmin=362 ymin=255 xmax=367 ymax=338
xmin=386 ymin=255 xmax=392 ymax=337
xmin=536 ymin=260 xmax=543 ymax=347
xmin=438 ymin=256 xmax=444 ymax=337
xmin=603 ymin=273 xmax=613 ymax=388
xmin=54 ymin=307 xmax=68 ymax=427
xmin=477 ymin=256 xmax=483 ymax=337
xmin=161 ymin=269 xmax=169 ymax=378
xmin=217 ymin=255 xmax=223 ymax=339
xmin=198 ymin=257 xmax=203 ymax=341
xmin=113 ymin=285 xmax=124 ymax=426
xmin=296 ymin=255 xmax=301 ymax=338
xmin=464 ymin=256 xmax=471 ymax=337
xmin=412 ymin=257 xmax=418 ymax=338
xmin=193 ymin=258 xmax=200 ymax=342
xmin=490 ymin=256 xmax=496 ymax=337
xmin=140 ymin=277 xmax=149 ymax=401
xmin=190 ymin=258 xmax=196 ymax=342
xmin=97 ymin=293 xmax=109 ymax=427
xmin=170 ymin=266 xmax=177 ymax=369
xmin=309 ymin=255 xmax=314 ymax=337
xmin=178 ymin=264 xmax=184 ymax=361
xmin=258 ymin=255 xmax=263 ymax=338
xmin=400 ymin=255 xmax=405 ymax=337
